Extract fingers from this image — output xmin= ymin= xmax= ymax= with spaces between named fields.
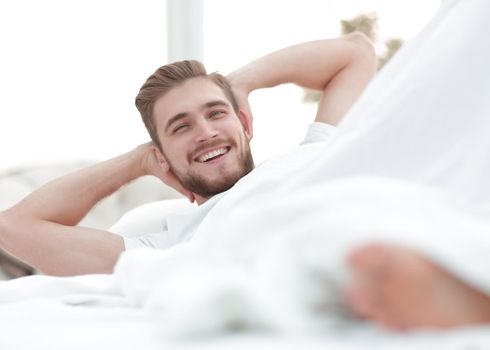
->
xmin=151 ymin=146 xmax=169 ymax=171
xmin=186 ymin=192 xmax=196 ymax=203
xmin=146 ymin=142 xmax=200 ymax=203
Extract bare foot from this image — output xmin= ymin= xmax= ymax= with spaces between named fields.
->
xmin=345 ymin=244 xmax=490 ymax=330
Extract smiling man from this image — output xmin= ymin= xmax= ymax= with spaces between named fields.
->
xmin=0 ymin=33 xmax=375 ymax=275
xmin=142 ymin=69 xmax=254 ymax=202
xmin=2 ymin=6 xmax=490 ymax=330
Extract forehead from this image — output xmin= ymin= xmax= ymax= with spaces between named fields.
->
xmin=153 ymin=77 xmax=229 ymax=124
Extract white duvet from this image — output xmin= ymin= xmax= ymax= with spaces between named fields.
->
xmin=2 ymin=0 xmax=490 ymax=348
xmin=2 ymin=177 xmax=490 ymax=350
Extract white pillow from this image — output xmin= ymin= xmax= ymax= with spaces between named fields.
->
xmin=109 ymin=198 xmax=193 ymax=238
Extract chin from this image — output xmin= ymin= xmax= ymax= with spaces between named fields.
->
xmin=200 ymin=170 xmax=244 ymax=196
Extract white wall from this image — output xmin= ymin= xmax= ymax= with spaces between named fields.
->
xmin=0 ymin=0 xmax=167 ymax=171
xmin=0 ymin=0 xmax=440 ymax=172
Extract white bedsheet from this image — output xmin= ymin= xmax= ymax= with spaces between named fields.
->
xmin=2 ymin=177 xmax=490 ymax=349
xmin=1 ymin=299 xmax=490 ymax=350
xmin=2 ymin=0 xmax=490 ymax=348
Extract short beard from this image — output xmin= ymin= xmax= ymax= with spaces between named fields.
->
xmin=169 ymin=142 xmax=254 ymax=198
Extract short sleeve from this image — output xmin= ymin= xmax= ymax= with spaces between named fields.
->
xmin=123 ymin=230 xmax=176 ymax=251
xmin=300 ymin=122 xmax=337 ymax=145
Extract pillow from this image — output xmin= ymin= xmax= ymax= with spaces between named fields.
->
xmin=109 ymin=198 xmax=193 ymax=238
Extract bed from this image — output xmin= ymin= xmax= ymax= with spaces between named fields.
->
xmin=2 ymin=0 xmax=490 ymax=348
xmin=2 ymin=177 xmax=490 ymax=349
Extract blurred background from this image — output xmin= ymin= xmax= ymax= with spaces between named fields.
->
xmin=0 ymin=0 xmax=441 ymax=278
xmin=0 ymin=0 xmax=441 ymax=170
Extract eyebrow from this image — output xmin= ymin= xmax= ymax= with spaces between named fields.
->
xmin=164 ymin=99 xmax=230 ymax=133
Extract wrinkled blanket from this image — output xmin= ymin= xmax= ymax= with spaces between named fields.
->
xmin=2 ymin=0 xmax=490 ymax=348
xmin=2 ymin=176 xmax=490 ymax=341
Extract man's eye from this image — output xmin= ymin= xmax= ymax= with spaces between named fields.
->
xmin=210 ymin=110 xmax=226 ymax=118
xmin=173 ymin=124 xmax=189 ymax=133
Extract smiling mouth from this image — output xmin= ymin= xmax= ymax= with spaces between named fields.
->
xmin=195 ymin=147 xmax=231 ymax=163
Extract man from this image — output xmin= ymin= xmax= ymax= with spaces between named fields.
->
xmin=0 ymin=33 xmax=375 ymax=274
xmin=1 ymin=24 xmax=490 ymax=331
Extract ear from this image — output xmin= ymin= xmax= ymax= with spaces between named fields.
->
xmin=238 ymin=109 xmax=253 ymax=141
xmin=152 ymin=145 xmax=170 ymax=172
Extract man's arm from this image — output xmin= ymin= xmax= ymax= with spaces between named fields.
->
xmin=227 ymin=32 xmax=377 ymax=126
xmin=0 ymin=143 xmax=163 ymax=276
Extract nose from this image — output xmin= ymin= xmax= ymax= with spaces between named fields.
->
xmin=195 ymin=119 xmax=219 ymax=142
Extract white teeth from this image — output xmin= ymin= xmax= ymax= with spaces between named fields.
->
xmin=198 ymin=148 xmax=228 ymax=162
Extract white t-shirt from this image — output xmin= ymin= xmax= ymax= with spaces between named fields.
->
xmin=124 ymin=122 xmax=337 ymax=250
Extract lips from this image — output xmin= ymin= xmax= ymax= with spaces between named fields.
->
xmin=194 ymin=146 xmax=231 ymax=163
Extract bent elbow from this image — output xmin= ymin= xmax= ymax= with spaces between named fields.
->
xmin=344 ymin=31 xmax=373 ymax=49
xmin=344 ymin=32 xmax=377 ymax=73
xmin=345 ymin=32 xmax=376 ymax=57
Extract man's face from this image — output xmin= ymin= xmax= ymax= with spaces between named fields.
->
xmin=153 ymin=77 xmax=254 ymax=200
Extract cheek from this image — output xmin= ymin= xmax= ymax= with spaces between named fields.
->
xmin=224 ymin=120 xmax=246 ymax=137
xmin=162 ymin=141 xmax=189 ymax=165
